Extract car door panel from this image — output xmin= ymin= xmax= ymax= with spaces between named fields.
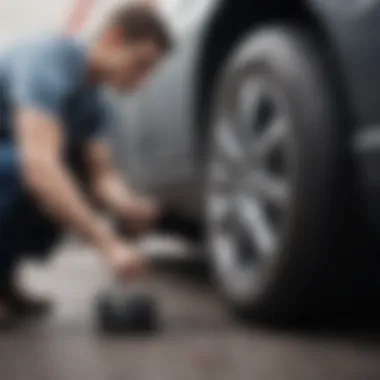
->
xmin=128 ymin=0 xmax=218 ymax=189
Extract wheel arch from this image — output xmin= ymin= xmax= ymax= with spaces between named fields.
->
xmin=194 ymin=0 xmax=352 ymax=156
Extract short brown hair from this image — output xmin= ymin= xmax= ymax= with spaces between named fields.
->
xmin=109 ymin=4 xmax=173 ymax=52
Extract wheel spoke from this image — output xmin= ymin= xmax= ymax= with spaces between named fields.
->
xmin=212 ymin=233 xmax=236 ymax=272
xmin=216 ymin=119 xmax=245 ymax=166
xmin=236 ymin=195 xmax=277 ymax=256
xmin=239 ymin=80 xmax=263 ymax=133
xmin=211 ymin=230 xmax=256 ymax=298
xmin=209 ymin=161 xmax=232 ymax=192
xmin=250 ymin=172 xmax=290 ymax=207
xmin=251 ymin=116 xmax=287 ymax=159
xmin=207 ymin=193 xmax=231 ymax=224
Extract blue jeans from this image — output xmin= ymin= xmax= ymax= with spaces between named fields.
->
xmin=0 ymin=143 xmax=62 ymax=285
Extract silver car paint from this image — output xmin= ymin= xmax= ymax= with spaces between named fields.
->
xmin=110 ymin=0 xmax=219 ymax=214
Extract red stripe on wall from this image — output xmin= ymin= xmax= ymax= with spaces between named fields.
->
xmin=65 ymin=0 xmax=95 ymax=34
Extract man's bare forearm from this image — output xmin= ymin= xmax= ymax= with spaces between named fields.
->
xmin=23 ymin=158 xmax=116 ymax=250
xmin=85 ymin=140 xmax=157 ymax=234
xmin=92 ymin=170 xmax=135 ymax=214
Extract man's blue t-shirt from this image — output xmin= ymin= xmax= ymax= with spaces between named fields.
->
xmin=0 ymin=34 xmax=110 ymax=144
xmin=0 ymin=34 xmax=111 ymax=225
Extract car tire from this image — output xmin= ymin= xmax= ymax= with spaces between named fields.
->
xmin=205 ymin=24 xmax=348 ymax=323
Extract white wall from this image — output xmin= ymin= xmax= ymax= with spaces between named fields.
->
xmin=0 ymin=0 xmax=179 ymax=49
xmin=81 ymin=0 xmax=127 ymax=39
xmin=0 ymin=0 xmax=73 ymax=48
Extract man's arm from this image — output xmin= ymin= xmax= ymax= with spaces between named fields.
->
xmin=84 ymin=139 xmax=158 ymax=230
xmin=16 ymin=109 xmax=146 ymax=278
xmin=15 ymin=109 xmax=117 ymax=252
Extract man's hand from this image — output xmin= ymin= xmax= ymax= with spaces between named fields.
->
xmin=118 ymin=195 xmax=160 ymax=234
xmin=104 ymin=239 xmax=148 ymax=279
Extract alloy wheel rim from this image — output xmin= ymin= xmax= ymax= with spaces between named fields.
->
xmin=207 ymin=73 xmax=292 ymax=302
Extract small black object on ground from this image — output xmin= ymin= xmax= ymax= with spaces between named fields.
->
xmin=95 ymin=289 xmax=160 ymax=335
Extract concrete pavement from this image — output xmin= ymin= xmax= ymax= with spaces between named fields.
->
xmin=0 ymin=240 xmax=380 ymax=380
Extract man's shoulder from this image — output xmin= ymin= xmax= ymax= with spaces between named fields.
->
xmin=24 ymin=34 xmax=83 ymax=61
xmin=1 ymin=34 xmax=81 ymax=67
xmin=9 ymin=34 xmax=87 ymax=89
